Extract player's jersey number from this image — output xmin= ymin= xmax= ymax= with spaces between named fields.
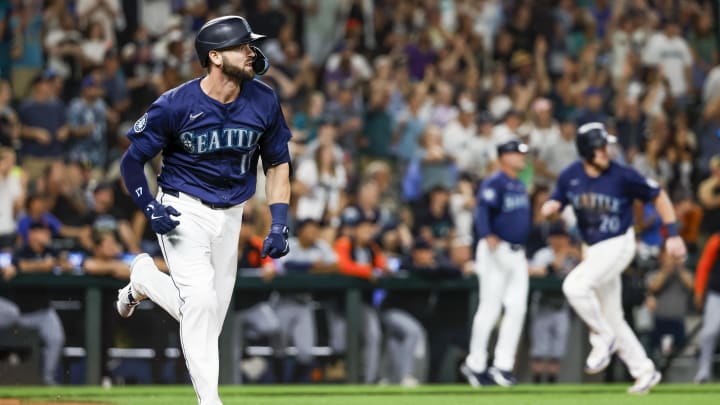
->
xmin=599 ymin=214 xmax=621 ymax=233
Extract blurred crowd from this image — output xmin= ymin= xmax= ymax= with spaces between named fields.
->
xmin=1 ymin=0 xmax=720 ymax=387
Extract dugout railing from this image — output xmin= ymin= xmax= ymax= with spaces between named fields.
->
xmin=2 ymin=272 xmax=566 ymax=385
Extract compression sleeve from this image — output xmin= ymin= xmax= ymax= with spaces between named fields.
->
xmin=120 ymin=146 xmax=155 ymax=210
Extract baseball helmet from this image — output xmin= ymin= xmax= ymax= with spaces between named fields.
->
xmin=195 ymin=16 xmax=265 ymax=67
xmin=575 ymin=122 xmax=616 ymax=161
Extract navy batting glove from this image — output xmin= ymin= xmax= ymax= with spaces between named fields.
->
xmin=251 ymin=45 xmax=269 ymax=76
xmin=145 ymin=201 xmax=181 ymax=235
xmin=262 ymin=223 xmax=289 ymax=258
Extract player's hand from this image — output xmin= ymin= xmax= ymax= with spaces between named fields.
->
xmin=665 ymin=236 xmax=687 ymax=261
xmin=262 ymin=224 xmax=290 ymax=258
xmin=485 ymin=234 xmax=500 ymax=250
xmin=540 ymin=200 xmax=561 ymax=218
xmin=260 ymin=262 xmax=276 ymax=282
xmin=1 ymin=264 xmax=16 ymax=281
xmin=145 ymin=201 xmax=181 ymax=235
xmin=694 ymin=293 xmax=705 ymax=311
xmin=251 ymin=45 xmax=269 ymax=75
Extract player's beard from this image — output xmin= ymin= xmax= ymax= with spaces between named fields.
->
xmin=221 ymin=56 xmax=254 ymax=83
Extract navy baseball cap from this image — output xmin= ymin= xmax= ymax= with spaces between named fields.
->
xmin=584 ymin=86 xmax=602 ymax=96
xmin=413 ymin=237 xmax=432 ymax=250
xmin=548 ymin=222 xmax=568 ymax=237
xmin=81 ymin=75 xmax=98 ymax=89
xmin=497 ymin=139 xmax=529 ymax=156
xmin=340 ymin=206 xmax=378 ymax=227
xmin=476 ymin=111 xmax=494 ymax=125
xmin=28 ymin=221 xmax=49 ymax=230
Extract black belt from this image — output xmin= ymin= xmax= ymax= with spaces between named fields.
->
xmin=509 ymin=244 xmax=524 ymax=252
xmin=162 ymin=189 xmax=233 ymax=209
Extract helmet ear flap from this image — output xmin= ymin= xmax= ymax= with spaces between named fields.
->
xmin=251 ymin=46 xmax=269 ymax=75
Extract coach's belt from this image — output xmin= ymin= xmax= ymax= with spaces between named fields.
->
xmin=162 ymin=188 xmax=233 ymax=210
xmin=509 ymin=243 xmax=524 ymax=252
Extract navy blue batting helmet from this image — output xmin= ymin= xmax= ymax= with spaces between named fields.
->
xmin=575 ymin=122 xmax=616 ymax=161
xmin=195 ymin=16 xmax=265 ymax=67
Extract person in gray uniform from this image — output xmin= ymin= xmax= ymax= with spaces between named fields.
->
xmin=234 ymin=220 xmax=284 ymax=383
xmin=277 ymin=218 xmax=339 ymax=382
xmin=527 ymin=221 xmax=580 ymax=383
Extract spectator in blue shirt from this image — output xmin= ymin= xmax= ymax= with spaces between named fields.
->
xmin=67 ymin=74 xmax=109 ymax=177
xmin=16 ymin=193 xmax=91 ymax=251
xmin=9 ymin=2 xmax=44 ymax=98
xmin=17 ymin=72 xmax=69 ymax=180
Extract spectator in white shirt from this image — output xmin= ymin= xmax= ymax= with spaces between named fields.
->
xmin=442 ymin=97 xmax=477 ymax=168
xmin=534 ymin=119 xmax=578 ymax=185
xmin=525 ymin=98 xmax=560 ymax=157
xmin=643 ymin=20 xmax=692 ymax=104
xmin=0 ymin=146 xmax=23 ymax=250
xmin=462 ymin=112 xmax=498 ymax=180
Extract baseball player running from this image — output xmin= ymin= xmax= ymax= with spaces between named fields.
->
xmin=116 ymin=16 xmax=291 ymax=405
xmin=462 ymin=139 xmax=531 ymax=387
xmin=541 ymin=122 xmax=686 ymax=394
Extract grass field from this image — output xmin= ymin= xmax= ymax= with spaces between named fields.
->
xmin=1 ymin=384 xmax=720 ymax=405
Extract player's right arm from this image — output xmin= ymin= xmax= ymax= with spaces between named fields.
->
xmin=541 ymin=171 xmax=569 ymax=218
xmin=623 ymin=166 xmax=687 ymax=261
xmin=475 ymin=179 xmax=501 ymax=250
xmin=120 ymin=98 xmax=180 ymax=235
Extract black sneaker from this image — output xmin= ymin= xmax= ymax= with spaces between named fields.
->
xmin=460 ymin=362 xmax=495 ymax=388
xmin=489 ymin=367 xmax=517 ymax=387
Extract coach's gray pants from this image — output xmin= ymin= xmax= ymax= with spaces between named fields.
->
xmin=327 ymin=304 xmax=381 ymax=383
xmin=235 ymin=302 xmax=283 ymax=383
xmin=0 ymin=298 xmax=65 ymax=385
xmin=0 ymin=296 xmax=20 ymax=328
xmin=381 ymin=309 xmax=426 ymax=383
xmin=275 ymin=296 xmax=316 ymax=365
xmin=696 ymin=291 xmax=720 ymax=381
xmin=239 ymin=302 xmax=282 ymax=352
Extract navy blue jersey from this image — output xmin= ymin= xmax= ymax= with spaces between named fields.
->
xmin=126 ymin=78 xmax=292 ymax=206
xmin=475 ymin=171 xmax=531 ymax=245
xmin=550 ymin=160 xmax=660 ymax=245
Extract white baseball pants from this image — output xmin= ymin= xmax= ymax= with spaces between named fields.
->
xmin=466 ymin=239 xmax=529 ymax=373
xmin=132 ymin=190 xmax=244 ymax=405
xmin=562 ymin=228 xmax=655 ymax=378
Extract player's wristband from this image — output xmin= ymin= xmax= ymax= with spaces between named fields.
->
xmin=665 ymin=222 xmax=679 ymax=237
xmin=269 ymin=203 xmax=289 ymax=226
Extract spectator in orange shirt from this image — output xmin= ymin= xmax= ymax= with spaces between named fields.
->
xmin=693 ymin=232 xmax=720 ymax=383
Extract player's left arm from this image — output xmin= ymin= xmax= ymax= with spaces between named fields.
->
xmin=623 ymin=166 xmax=687 ymax=260
xmin=261 ymin=162 xmax=291 ymax=259
xmin=541 ymin=172 xmax=569 ymax=218
xmin=652 ymin=189 xmax=687 ymax=260
xmin=265 ymin=163 xmax=290 ymax=205
xmin=260 ymin=93 xmax=293 ymax=259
